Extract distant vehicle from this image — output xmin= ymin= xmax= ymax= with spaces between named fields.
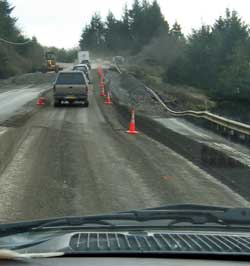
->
xmin=113 ymin=56 xmax=125 ymax=65
xmin=44 ymin=52 xmax=63 ymax=73
xmin=53 ymin=71 xmax=89 ymax=107
xmin=78 ymin=51 xmax=89 ymax=63
xmin=73 ymin=64 xmax=89 ymax=73
xmin=78 ymin=51 xmax=91 ymax=69
xmin=81 ymin=59 xmax=91 ymax=70
xmin=73 ymin=64 xmax=90 ymax=83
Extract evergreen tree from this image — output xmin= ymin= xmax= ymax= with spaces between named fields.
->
xmin=170 ymin=22 xmax=184 ymax=40
xmin=78 ymin=3 xmax=250 ymax=102
xmin=105 ymin=11 xmax=118 ymax=50
xmin=129 ymin=0 xmax=143 ymax=51
xmin=80 ymin=0 xmax=168 ymax=53
xmin=211 ymin=10 xmax=250 ymax=98
xmin=0 ymin=0 xmax=45 ymax=77
xmin=185 ymin=25 xmax=215 ymax=88
xmin=120 ymin=3 xmax=132 ymax=51
xmin=128 ymin=0 xmax=167 ymax=52
xmin=79 ymin=13 xmax=105 ymax=51
xmin=0 ymin=0 xmax=17 ymax=40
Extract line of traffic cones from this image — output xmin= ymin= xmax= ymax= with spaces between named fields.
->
xmin=98 ymin=66 xmax=139 ymax=135
xmin=98 ymin=66 xmax=106 ymax=97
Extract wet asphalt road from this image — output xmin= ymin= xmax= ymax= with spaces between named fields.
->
xmin=0 ymin=82 xmax=248 ymax=222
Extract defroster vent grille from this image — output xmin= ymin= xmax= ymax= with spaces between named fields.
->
xmin=69 ymin=232 xmax=250 ymax=254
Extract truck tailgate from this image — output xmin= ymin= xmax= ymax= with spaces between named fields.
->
xmin=54 ymin=85 xmax=87 ymax=96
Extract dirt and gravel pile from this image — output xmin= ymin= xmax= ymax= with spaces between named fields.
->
xmin=105 ymin=70 xmax=166 ymax=116
xmin=0 ymin=72 xmax=56 ymax=87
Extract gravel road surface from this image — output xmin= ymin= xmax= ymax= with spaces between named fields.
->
xmin=0 ymin=77 xmax=247 ymax=222
xmin=0 ymin=84 xmax=51 ymax=123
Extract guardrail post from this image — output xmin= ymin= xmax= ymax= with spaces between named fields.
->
xmin=239 ymin=133 xmax=246 ymax=141
xmin=229 ymin=129 xmax=234 ymax=141
xmin=221 ymin=126 xmax=226 ymax=136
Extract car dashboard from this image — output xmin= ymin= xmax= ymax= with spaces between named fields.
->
xmin=1 ymin=257 xmax=250 ymax=266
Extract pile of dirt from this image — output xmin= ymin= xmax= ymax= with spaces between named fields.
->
xmin=105 ymin=70 xmax=166 ymax=116
xmin=0 ymin=72 xmax=56 ymax=86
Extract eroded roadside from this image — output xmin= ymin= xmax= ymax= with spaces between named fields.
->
xmin=104 ymin=69 xmax=250 ymax=201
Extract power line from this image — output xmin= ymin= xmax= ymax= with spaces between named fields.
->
xmin=0 ymin=37 xmax=32 ymax=45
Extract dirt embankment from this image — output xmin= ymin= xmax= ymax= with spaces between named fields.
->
xmin=122 ymin=64 xmax=250 ymax=124
xmin=123 ymin=64 xmax=215 ymax=111
xmin=0 ymin=72 xmax=56 ymax=88
xmin=105 ymin=70 xmax=166 ymax=116
xmin=104 ymin=68 xmax=250 ymax=202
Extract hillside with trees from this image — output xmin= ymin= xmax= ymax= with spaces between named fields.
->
xmin=79 ymin=0 xmax=250 ymax=107
xmin=0 ymin=0 xmax=46 ymax=78
xmin=79 ymin=0 xmax=168 ymax=54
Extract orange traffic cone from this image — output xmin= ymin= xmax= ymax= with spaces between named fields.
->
xmin=127 ymin=109 xmax=139 ymax=134
xmin=105 ymin=91 xmax=112 ymax=105
xmin=37 ymin=97 xmax=45 ymax=106
xmin=100 ymin=82 xmax=106 ymax=97
xmin=99 ymin=81 xmax=105 ymax=88
xmin=97 ymin=66 xmax=101 ymax=75
xmin=98 ymin=66 xmax=103 ymax=78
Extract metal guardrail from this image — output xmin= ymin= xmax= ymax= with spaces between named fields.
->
xmin=113 ymin=63 xmax=250 ymax=140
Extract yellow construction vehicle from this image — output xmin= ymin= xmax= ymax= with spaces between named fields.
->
xmin=45 ymin=52 xmax=58 ymax=72
xmin=42 ymin=52 xmax=63 ymax=73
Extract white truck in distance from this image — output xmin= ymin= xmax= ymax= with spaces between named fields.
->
xmin=78 ymin=51 xmax=90 ymax=64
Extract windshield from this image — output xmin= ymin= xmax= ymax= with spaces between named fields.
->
xmin=0 ymin=0 xmax=250 ymax=253
xmin=56 ymin=73 xmax=86 ymax=84
xmin=73 ymin=66 xmax=87 ymax=72
xmin=45 ymin=52 xmax=56 ymax=60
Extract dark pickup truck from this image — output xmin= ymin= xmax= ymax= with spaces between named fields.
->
xmin=53 ymin=71 xmax=89 ymax=107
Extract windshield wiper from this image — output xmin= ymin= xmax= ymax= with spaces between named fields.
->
xmin=1 ymin=204 xmax=250 ymax=235
xmin=34 ymin=217 xmax=119 ymax=229
xmin=140 ymin=203 xmax=228 ymax=212
xmin=122 ymin=204 xmax=250 ymax=226
xmin=0 ymin=213 xmax=137 ymax=235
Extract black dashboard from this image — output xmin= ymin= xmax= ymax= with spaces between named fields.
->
xmin=1 ymin=257 xmax=250 ymax=266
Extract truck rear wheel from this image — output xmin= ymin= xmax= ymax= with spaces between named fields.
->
xmin=54 ymin=100 xmax=60 ymax=107
xmin=83 ymin=101 xmax=89 ymax=107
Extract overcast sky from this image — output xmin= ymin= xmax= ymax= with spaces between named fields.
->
xmin=8 ymin=0 xmax=250 ymax=49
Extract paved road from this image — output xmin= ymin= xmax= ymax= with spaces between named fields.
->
xmin=0 ymin=82 xmax=248 ymax=222
xmin=58 ymin=62 xmax=74 ymax=71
